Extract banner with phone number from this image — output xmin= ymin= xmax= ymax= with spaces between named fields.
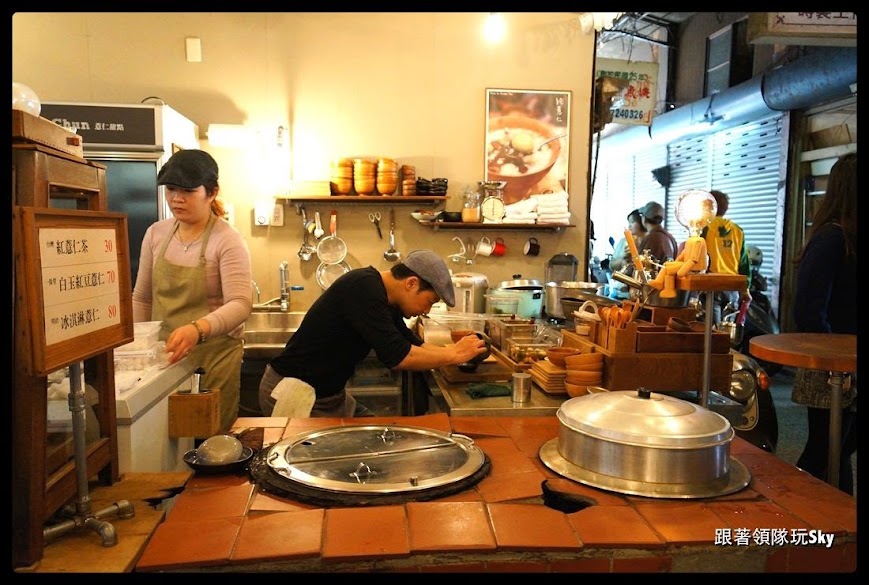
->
xmin=595 ymin=58 xmax=659 ymax=127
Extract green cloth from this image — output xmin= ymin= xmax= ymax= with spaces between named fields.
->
xmin=466 ymin=383 xmax=512 ymax=399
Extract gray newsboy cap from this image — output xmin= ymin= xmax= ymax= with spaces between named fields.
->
xmin=157 ymin=149 xmax=219 ymax=189
xmin=403 ymin=250 xmax=455 ymax=307
xmin=639 ymin=201 xmax=665 ymax=222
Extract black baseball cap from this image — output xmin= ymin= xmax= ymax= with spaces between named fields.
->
xmin=157 ymin=149 xmax=219 ymax=189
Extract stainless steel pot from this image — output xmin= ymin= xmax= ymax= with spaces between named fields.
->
xmin=544 ymin=281 xmax=599 ymax=319
xmin=539 ymin=389 xmax=751 ymax=498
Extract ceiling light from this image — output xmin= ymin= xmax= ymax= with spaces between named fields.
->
xmin=483 ymin=13 xmax=506 ymax=43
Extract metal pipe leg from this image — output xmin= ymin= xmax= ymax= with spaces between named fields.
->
xmin=827 ymin=371 xmax=844 ymax=488
xmin=43 ymin=362 xmax=135 ymax=547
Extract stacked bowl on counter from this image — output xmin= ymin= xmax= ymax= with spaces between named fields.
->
xmin=562 ymin=352 xmax=604 ymax=397
xmin=353 ymin=158 xmax=377 ymax=195
xmin=330 ymin=158 xmax=353 ymax=195
xmin=376 ymin=158 xmax=398 ymax=195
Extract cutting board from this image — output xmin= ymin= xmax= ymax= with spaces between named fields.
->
xmin=440 ymin=359 xmax=513 ymax=383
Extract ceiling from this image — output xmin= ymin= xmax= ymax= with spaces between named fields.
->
xmin=601 ymin=12 xmax=695 ymax=47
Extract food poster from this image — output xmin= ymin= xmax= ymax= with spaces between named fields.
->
xmin=485 ymin=89 xmax=571 ymax=205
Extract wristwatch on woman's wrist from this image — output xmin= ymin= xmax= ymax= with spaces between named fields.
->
xmin=191 ymin=320 xmax=207 ymax=344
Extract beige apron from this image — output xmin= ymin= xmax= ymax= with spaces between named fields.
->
xmin=152 ymin=215 xmax=242 ymax=432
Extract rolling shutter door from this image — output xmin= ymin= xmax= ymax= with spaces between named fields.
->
xmin=664 ymin=114 xmax=786 ymax=315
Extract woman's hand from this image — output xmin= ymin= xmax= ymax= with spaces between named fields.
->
xmin=164 ymin=323 xmax=200 ymax=364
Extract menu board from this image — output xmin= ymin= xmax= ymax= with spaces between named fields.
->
xmin=14 ymin=207 xmax=133 ymax=375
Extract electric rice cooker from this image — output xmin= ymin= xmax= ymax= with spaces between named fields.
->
xmin=450 ymin=272 xmax=489 ymax=314
xmin=492 ymin=275 xmax=544 ymax=319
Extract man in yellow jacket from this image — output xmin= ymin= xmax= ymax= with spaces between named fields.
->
xmin=701 ymin=190 xmax=751 ymax=322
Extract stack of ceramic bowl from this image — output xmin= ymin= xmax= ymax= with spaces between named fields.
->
xmin=563 ymin=352 xmax=604 ymax=397
xmin=330 ymin=158 xmax=353 ymax=195
xmin=401 ymin=165 xmax=417 ymax=196
xmin=353 ymin=158 xmax=376 ymax=196
xmin=376 ymin=158 xmax=398 ymax=196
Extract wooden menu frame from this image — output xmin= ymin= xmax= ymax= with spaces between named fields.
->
xmin=14 ymin=206 xmax=134 ymax=376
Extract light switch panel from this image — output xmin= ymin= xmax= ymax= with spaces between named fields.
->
xmin=254 ymin=203 xmax=270 ymax=226
xmin=270 ymin=202 xmax=285 ymax=226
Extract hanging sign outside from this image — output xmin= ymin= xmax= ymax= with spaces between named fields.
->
xmin=595 ymin=58 xmax=659 ymax=127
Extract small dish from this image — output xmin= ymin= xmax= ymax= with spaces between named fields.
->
xmin=183 ymin=446 xmax=254 ymax=474
xmin=411 ymin=211 xmax=436 ymax=222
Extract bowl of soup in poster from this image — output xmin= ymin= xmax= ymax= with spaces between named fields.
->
xmin=486 ymin=115 xmax=562 ymax=204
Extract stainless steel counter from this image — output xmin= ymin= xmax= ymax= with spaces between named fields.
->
xmin=431 ymin=369 xmax=565 ymax=417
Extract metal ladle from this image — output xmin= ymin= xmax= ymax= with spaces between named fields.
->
xmin=383 ymin=208 xmax=401 ymax=263
xmin=298 ymin=208 xmax=315 ymax=261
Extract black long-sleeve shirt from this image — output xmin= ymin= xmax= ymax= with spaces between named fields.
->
xmin=793 ymin=223 xmax=856 ymax=334
xmin=268 ymin=267 xmax=421 ymax=399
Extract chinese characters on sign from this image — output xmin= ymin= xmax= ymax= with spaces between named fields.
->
xmin=595 ymin=58 xmax=659 ymax=127
xmin=40 ymin=227 xmax=123 ymax=345
xmin=776 ymin=12 xmax=856 ymax=26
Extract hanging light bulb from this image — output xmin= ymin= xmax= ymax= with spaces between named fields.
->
xmin=483 ymin=13 xmax=507 ymax=43
xmin=676 ymin=189 xmax=717 ymax=236
xmin=12 ymin=82 xmax=41 ymax=117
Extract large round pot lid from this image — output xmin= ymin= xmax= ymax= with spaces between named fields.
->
xmin=498 ymin=275 xmax=543 ymax=290
xmin=249 ymin=425 xmax=490 ymax=506
xmin=557 ymin=389 xmax=734 ymax=449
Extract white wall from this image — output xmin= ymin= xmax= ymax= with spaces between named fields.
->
xmin=13 ymin=12 xmax=596 ymax=307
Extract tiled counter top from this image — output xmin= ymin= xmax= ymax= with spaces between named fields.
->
xmin=135 ymin=413 xmax=857 ymax=573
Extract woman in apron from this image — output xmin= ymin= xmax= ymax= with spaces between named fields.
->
xmin=132 ymin=149 xmax=252 ymax=433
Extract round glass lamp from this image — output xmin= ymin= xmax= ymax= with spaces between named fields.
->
xmin=675 ymin=189 xmax=717 ymax=236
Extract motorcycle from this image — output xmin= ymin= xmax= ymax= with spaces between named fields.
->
xmin=710 ymin=245 xmax=782 ymax=376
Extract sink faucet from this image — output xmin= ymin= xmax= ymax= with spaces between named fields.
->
xmin=251 ymin=280 xmax=262 ymax=304
xmin=279 ymin=261 xmax=290 ymax=311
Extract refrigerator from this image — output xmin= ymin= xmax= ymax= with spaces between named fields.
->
xmin=39 ymin=102 xmax=200 ymax=287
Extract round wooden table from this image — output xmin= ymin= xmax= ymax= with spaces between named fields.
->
xmin=749 ymin=333 xmax=857 ymax=488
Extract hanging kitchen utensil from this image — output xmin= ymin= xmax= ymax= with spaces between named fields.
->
xmin=316 ymin=260 xmax=351 ymax=290
xmin=298 ymin=208 xmax=315 ymax=261
xmin=317 ymin=210 xmax=347 ymax=264
xmin=313 ymin=211 xmax=325 ymax=239
xmin=383 ymin=208 xmax=401 ymax=263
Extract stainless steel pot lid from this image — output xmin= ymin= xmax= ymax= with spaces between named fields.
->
xmin=544 ymin=281 xmax=598 ymax=289
xmin=557 ymin=389 xmax=734 ymax=449
xmin=498 ymin=275 xmax=543 ymax=290
xmin=261 ymin=425 xmax=488 ymax=494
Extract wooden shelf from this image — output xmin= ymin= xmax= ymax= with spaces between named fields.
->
xmin=281 ymin=195 xmax=446 ymax=206
xmin=418 ymin=221 xmax=574 ymax=233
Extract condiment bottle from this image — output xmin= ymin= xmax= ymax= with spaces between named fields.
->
xmin=461 ymin=188 xmax=482 ymax=223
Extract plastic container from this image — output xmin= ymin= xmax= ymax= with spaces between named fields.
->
xmin=486 ymin=317 xmax=539 ymax=350
xmin=114 ymin=342 xmax=167 ymax=371
xmin=505 ymin=338 xmax=555 ymax=364
xmin=485 ymin=293 xmax=520 ymax=316
xmin=117 ymin=321 xmax=162 ymax=351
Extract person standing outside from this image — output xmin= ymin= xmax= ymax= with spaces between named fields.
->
xmin=700 ymin=190 xmax=752 ymax=322
xmin=637 ymin=201 xmax=678 ymax=264
xmin=133 ymin=149 xmax=252 ymax=433
xmin=258 ymin=250 xmax=487 ymax=418
xmin=791 ymin=152 xmax=857 ymax=495
xmin=610 ymin=208 xmax=648 ymax=273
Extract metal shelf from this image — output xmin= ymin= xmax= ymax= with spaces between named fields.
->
xmin=418 ymin=221 xmax=574 ymax=233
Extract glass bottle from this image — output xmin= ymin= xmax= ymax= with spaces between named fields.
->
xmin=461 ymin=187 xmax=482 ymax=223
